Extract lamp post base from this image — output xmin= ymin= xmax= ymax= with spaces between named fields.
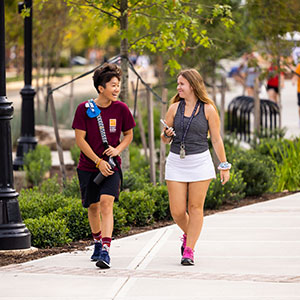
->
xmin=0 ymin=191 xmax=31 ymax=250
xmin=0 ymin=223 xmax=31 ymax=250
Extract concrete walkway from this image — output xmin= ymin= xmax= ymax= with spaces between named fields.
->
xmin=1 ymin=193 xmax=300 ymax=299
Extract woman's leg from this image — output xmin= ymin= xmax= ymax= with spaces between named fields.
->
xmin=167 ymin=181 xmax=188 ymax=233
xmin=186 ymin=180 xmax=211 ymax=249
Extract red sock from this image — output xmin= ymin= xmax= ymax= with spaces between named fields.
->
xmin=102 ymin=237 xmax=111 ymax=250
xmin=92 ymin=231 xmax=102 ymax=243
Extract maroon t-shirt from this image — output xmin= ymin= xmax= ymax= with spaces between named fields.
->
xmin=72 ymin=100 xmax=136 ymax=172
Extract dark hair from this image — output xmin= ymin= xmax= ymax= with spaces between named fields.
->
xmin=93 ymin=63 xmax=122 ymax=93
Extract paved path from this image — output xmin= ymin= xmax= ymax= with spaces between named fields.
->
xmin=1 ymin=193 xmax=300 ymax=299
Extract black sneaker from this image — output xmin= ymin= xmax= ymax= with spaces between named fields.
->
xmin=90 ymin=242 xmax=102 ymax=261
xmin=96 ymin=246 xmax=111 ymax=269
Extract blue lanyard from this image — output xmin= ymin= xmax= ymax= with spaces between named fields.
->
xmin=180 ymin=100 xmax=200 ymax=144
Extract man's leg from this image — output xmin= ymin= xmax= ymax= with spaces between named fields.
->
xmin=88 ymin=202 xmax=102 ymax=261
xmin=96 ymin=195 xmax=115 ymax=269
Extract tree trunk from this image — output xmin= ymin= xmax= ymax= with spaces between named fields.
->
xmin=119 ymin=0 xmax=130 ymax=171
xmin=277 ymin=55 xmax=282 ymax=130
xmin=147 ymin=85 xmax=156 ymax=185
xmin=159 ymin=88 xmax=168 ymax=184
xmin=120 ymin=0 xmax=128 ymax=104
xmin=220 ymin=77 xmax=226 ymax=139
xmin=254 ymin=77 xmax=260 ymax=143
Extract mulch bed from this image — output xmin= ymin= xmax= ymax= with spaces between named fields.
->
xmin=0 ymin=189 xmax=297 ymax=268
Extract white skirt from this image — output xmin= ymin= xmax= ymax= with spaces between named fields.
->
xmin=165 ymin=150 xmax=216 ymax=182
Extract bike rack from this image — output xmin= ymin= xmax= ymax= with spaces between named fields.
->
xmin=227 ymin=96 xmax=280 ymax=141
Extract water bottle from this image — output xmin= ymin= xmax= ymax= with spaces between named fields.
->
xmin=93 ymin=157 xmax=116 ymax=185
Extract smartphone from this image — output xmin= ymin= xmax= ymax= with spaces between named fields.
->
xmin=160 ymin=119 xmax=169 ymax=129
xmin=160 ymin=119 xmax=176 ymax=136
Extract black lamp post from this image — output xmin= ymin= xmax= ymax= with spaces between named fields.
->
xmin=13 ymin=0 xmax=37 ymax=170
xmin=0 ymin=0 xmax=31 ymax=249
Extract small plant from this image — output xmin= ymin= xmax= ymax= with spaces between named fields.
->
xmin=113 ymin=203 xmax=130 ymax=235
xmin=233 ymin=150 xmax=276 ymax=196
xmin=123 ymin=169 xmax=150 ymax=191
xmin=55 ymin=200 xmax=90 ymax=241
xmin=70 ymin=144 xmax=80 ymax=166
xmin=119 ymin=190 xmax=155 ymax=226
xmin=19 ymin=187 xmax=72 ymax=219
xmin=270 ymin=139 xmax=300 ymax=192
xmin=24 ymin=145 xmax=52 ymax=186
xmin=39 ymin=175 xmax=61 ymax=195
xmin=24 ymin=215 xmax=71 ymax=248
xmin=205 ymin=170 xmax=246 ymax=209
xmin=252 ymin=137 xmax=289 ymax=164
xmin=144 ymin=183 xmax=171 ymax=221
xmin=129 ymin=143 xmax=149 ymax=174
xmin=63 ymin=175 xmax=81 ymax=198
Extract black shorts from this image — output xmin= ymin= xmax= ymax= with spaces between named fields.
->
xmin=266 ymin=84 xmax=278 ymax=94
xmin=298 ymin=93 xmax=300 ymax=106
xmin=77 ymin=169 xmax=120 ymax=208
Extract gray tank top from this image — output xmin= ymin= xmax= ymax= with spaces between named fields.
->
xmin=170 ymin=100 xmax=209 ymax=155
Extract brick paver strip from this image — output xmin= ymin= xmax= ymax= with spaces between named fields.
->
xmin=1 ymin=264 xmax=299 ymax=283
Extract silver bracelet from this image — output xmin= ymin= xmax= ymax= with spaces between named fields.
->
xmin=218 ymin=162 xmax=231 ymax=170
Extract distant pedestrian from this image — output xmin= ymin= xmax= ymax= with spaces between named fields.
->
xmin=72 ymin=63 xmax=135 ymax=269
xmin=292 ymin=62 xmax=300 ymax=127
xmin=161 ymin=68 xmax=230 ymax=266
xmin=266 ymin=64 xmax=284 ymax=103
xmin=242 ymin=53 xmax=260 ymax=97
xmin=228 ymin=64 xmax=245 ymax=87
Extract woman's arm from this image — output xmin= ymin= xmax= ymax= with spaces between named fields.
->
xmin=160 ymin=103 xmax=177 ymax=144
xmin=205 ymin=104 xmax=230 ymax=184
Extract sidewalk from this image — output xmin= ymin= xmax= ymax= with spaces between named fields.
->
xmin=1 ymin=193 xmax=300 ymax=299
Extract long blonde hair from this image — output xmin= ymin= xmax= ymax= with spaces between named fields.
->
xmin=171 ymin=69 xmax=218 ymax=113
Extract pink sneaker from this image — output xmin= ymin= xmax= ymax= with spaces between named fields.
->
xmin=180 ymin=233 xmax=187 ymax=255
xmin=181 ymin=246 xmax=194 ymax=265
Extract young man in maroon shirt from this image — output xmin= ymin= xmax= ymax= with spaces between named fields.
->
xmin=72 ymin=63 xmax=135 ymax=268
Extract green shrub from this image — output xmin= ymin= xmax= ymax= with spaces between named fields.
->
xmin=24 ymin=145 xmax=52 ymax=186
xmin=205 ymin=170 xmax=246 ymax=209
xmin=270 ymin=139 xmax=300 ymax=192
xmin=24 ymin=215 xmax=71 ymax=248
xmin=55 ymin=199 xmax=90 ymax=241
xmin=19 ymin=188 xmax=71 ymax=219
xmin=39 ymin=175 xmax=61 ymax=195
xmin=144 ymin=184 xmax=171 ymax=221
xmin=123 ymin=170 xmax=150 ymax=191
xmin=252 ymin=138 xmax=289 ymax=164
xmin=233 ymin=151 xmax=276 ymax=196
xmin=119 ymin=190 xmax=155 ymax=226
xmin=113 ymin=203 xmax=130 ymax=235
xmin=129 ymin=143 xmax=149 ymax=174
xmin=223 ymin=134 xmax=243 ymax=163
xmin=70 ymin=145 xmax=80 ymax=166
xmin=63 ymin=175 xmax=81 ymax=198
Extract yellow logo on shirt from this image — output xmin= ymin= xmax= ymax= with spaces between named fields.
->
xmin=109 ymin=119 xmax=117 ymax=132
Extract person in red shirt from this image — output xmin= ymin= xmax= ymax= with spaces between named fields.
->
xmin=72 ymin=63 xmax=135 ymax=268
xmin=266 ymin=65 xmax=284 ymax=103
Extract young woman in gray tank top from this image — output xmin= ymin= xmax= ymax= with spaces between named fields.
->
xmin=161 ymin=68 xmax=231 ymax=266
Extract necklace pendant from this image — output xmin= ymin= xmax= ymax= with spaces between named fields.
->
xmin=180 ymin=143 xmax=186 ymax=159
